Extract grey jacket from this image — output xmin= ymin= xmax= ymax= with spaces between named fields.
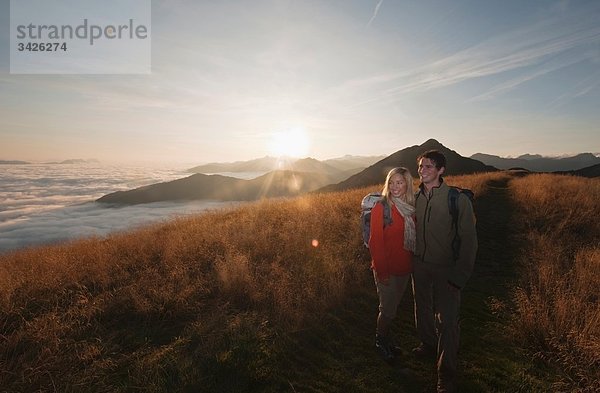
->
xmin=414 ymin=180 xmax=478 ymax=288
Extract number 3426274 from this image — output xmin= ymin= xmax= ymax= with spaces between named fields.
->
xmin=17 ymin=42 xmax=67 ymax=52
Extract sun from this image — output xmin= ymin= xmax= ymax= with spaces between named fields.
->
xmin=268 ymin=126 xmax=310 ymax=158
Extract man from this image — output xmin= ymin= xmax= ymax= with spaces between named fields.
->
xmin=412 ymin=150 xmax=478 ymax=393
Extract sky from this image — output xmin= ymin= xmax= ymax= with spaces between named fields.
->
xmin=1 ymin=0 xmax=599 ymax=164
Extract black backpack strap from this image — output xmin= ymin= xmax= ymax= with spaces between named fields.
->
xmin=448 ymin=187 xmax=460 ymax=260
xmin=448 ymin=187 xmax=459 ymax=229
xmin=380 ymin=198 xmax=393 ymax=227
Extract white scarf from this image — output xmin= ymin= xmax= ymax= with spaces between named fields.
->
xmin=391 ymin=197 xmax=416 ymax=252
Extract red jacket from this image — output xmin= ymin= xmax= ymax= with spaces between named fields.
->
xmin=369 ymin=201 xmax=414 ymax=281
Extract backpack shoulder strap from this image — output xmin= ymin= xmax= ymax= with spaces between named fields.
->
xmin=448 ymin=187 xmax=463 ymax=261
xmin=448 ymin=187 xmax=460 ymax=230
xmin=380 ymin=198 xmax=393 ymax=227
xmin=447 ymin=186 xmax=476 ymax=260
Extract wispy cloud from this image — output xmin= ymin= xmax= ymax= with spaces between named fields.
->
xmin=346 ymin=4 xmax=600 ymax=107
xmin=467 ymin=55 xmax=585 ymax=102
xmin=387 ymin=24 xmax=600 ymax=95
xmin=547 ymin=68 xmax=600 ymax=109
xmin=367 ymin=0 xmax=384 ymax=27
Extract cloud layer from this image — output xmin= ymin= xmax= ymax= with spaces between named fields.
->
xmin=0 ymin=163 xmax=235 ymax=253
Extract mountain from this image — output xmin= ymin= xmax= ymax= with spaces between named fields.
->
xmin=286 ymin=157 xmax=361 ymax=184
xmin=288 ymin=157 xmax=340 ymax=176
xmin=98 ymin=140 xmax=494 ymax=204
xmin=187 ymin=155 xmax=382 ymax=176
xmin=318 ymin=139 xmax=496 ymax=193
xmin=471 ymin=152 xmax=600 ymax=172
xmin=97 ymin=170 xmax=337 ymax=205
xmin=48 ymin=159 xmax=100 ymax=164
xmin=517 ymin=154 xmax=544 ymax=160
xmin=323 ymin=155 xmax=386 ymax=171
xmin=555 ymin=163 xmax=600 ymax=178
xmin=187 ymin=156 xmax=281 ymax=173
xmin=0 ymin=160 xmax=30 ymax=164
xmin=187 ymin=156 xmax=368 ymax=183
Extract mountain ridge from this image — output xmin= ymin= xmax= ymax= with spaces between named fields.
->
xmin=97 ymin=170 xmax=338 ymax=205
xmin=97 ymin=139 xmax=497 ymax=204
xmin=187 ymin=154 xmax=385 ymax=174
xmin=471 ymin=152 xmax=600 ymax=172
xmin=0 ymin=160 xmax=30 ymax=165
xmin=318 ymin=139 xmax=497 ymax=193
xmin=554 ymin=163 xmax=600 ymax=178
xmin=96 ymin=139 xmax=599 ymax=205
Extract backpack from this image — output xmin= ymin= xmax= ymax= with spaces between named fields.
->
xmin=415 ymin=186 xmax=475 ymax=260
xmin=448 ymin=187 xmax=475 ymax=261
xmin=360 ymin=192 xmax=393 ymax=248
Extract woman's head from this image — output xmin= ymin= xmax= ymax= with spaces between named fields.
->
xmin=382 ymin=167 xmax=415 ymax=205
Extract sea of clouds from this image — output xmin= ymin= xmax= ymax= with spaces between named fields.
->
xmin=0 ymin=163 xmax=240 ymax=253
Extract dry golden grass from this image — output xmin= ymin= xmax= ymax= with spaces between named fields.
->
xmin=411 ymin=170 xmax=509 ymax=197
xmin=510 ymin=174 xmax=600 ymax=393
xmin=0 ymin=169 xmax=593 ymax=392
xmin=0 ymin=189 xmax=374 ymax=391
xmin=445 ymin=171 xmax=512 ymax=196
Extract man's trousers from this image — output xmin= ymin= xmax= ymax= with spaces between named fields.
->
xmin=412 ymin=262 xmax=461 ymax=384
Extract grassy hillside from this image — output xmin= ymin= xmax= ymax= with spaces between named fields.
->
xmin=509 ymin=174 xmax=599 ymax=392
xmin=1 ymin=172 xmax=597 ymax=392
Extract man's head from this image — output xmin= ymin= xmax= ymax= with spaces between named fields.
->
xmin=417 ymin=150 xmax=446 ymax=188
xmin=417 ymin=150 xmax=446 ymax=170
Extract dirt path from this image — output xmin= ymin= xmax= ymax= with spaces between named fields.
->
xmin=457 ymin=173 xmax=550 ymax=392
xmin=470 ymin=175 xmax=520 ymax=292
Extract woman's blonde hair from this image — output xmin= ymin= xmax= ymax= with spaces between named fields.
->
xmin=382 ymin=167 xmax=415 ymax=206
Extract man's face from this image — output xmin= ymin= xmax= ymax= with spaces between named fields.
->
xmin=418 ymin=157 xmax=444 ymax=185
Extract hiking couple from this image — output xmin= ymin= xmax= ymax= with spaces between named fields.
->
xmin=368 ymin=150 xmax=478 ymax=393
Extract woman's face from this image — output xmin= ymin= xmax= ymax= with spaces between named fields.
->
xmin=388 ymin=173 xmax=407 ymax=198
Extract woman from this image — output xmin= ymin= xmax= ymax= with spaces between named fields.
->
xmin=369 ymin=167 xmax=416 ymax=362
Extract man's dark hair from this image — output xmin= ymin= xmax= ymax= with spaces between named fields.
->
xmin=417 ymin=150 xmax=447 ymax=170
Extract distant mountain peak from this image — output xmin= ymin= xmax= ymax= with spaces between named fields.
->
xmin=319 ymin=139 xmax=496 ymax=193
xmin=472 ymin=152 xmax=600 ymax=172
xmin=296 ymin=157 xmax=320 ymax=163
xmin=421 ymin=138 xmax=444 ymax=148
xmin=0 ymin=160 xmax=31 ymax=165
xmin=517 ymin=154 xmax=543 ymax=160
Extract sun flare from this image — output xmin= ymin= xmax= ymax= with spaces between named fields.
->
xmin=268 ymin=127 xmax=310 ymax=158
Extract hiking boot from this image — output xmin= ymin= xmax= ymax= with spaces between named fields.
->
xmin=375 ymin=336 xmax=395 ymax=362
xmin=412 ymin=342 xmax=435 ymax=359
